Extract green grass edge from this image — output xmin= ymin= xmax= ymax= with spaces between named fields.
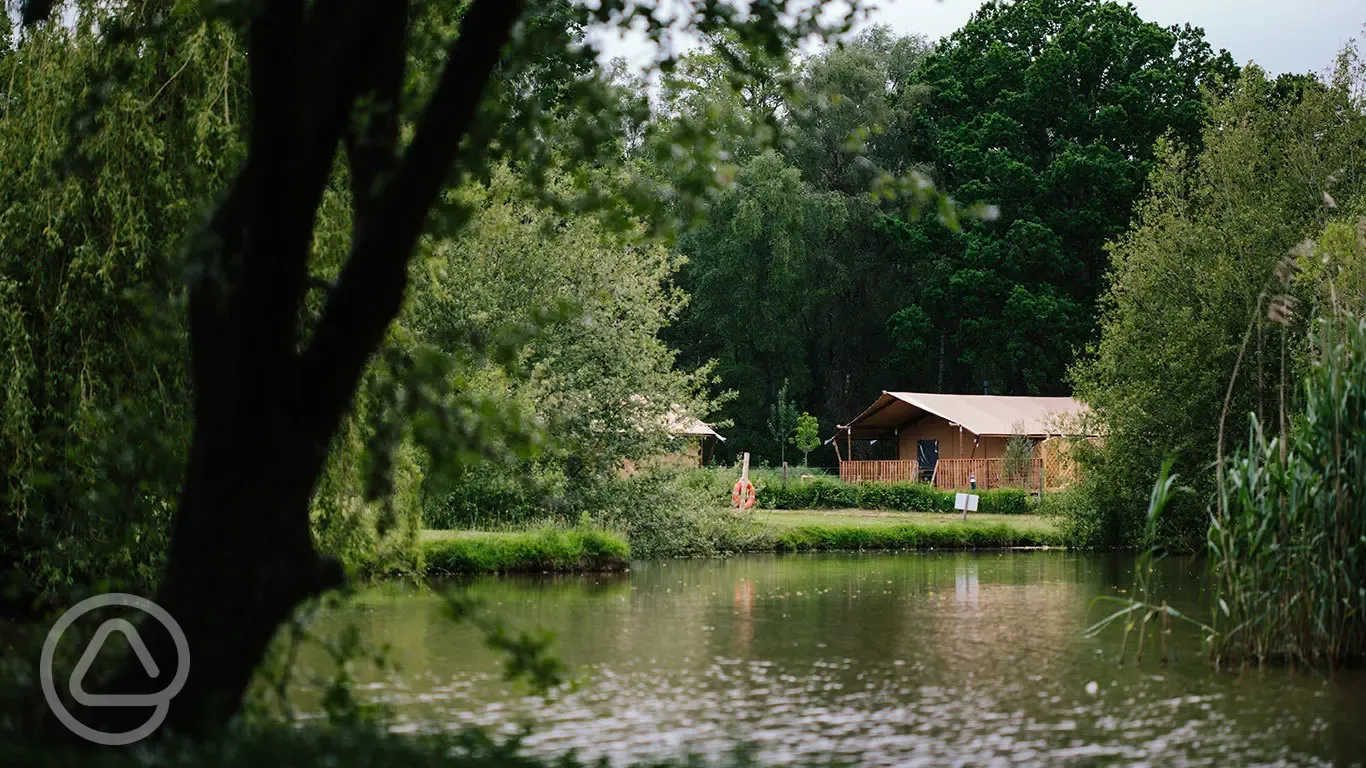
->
xmin=770 ymin=521 xmax=1062 ymax=552
xmin=420 ymin=517 xmax=1060 ymax=575
xmin=421 ymin=527 xmax=632 ymax=575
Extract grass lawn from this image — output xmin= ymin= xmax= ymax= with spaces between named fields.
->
xmin=752 ymin=507 xmax=1061 ymax=551
xmin=755 ymin=508 xmax=1057 ymax=533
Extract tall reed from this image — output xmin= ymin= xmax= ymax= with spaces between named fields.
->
xmin=1209 ymin=311 xmax=1366 ymax=666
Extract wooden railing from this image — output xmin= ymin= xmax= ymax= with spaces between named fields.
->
xmin=839 ymin=446 xmax=1083 ymax=491
xmin=839 ymin=459 xmax=919 ymax=484
xmin=931 ymin=458 xmax=1044 ymax=491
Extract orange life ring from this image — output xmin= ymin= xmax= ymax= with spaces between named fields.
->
xmin=731 ymin=478 xmax=756 ymax=510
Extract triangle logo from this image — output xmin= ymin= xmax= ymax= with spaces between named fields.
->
xmin=69 ymin=618 xmax=162 ymax=707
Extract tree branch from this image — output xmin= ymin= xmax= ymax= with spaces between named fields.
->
xmin=341 ymin=0 xmax=410 ymax=217
xmin=294 ymin=0 xmax=527 ymax=458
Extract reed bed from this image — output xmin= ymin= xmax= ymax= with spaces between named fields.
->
xmin=1209 ymin=313 xmax=1366 ymax=666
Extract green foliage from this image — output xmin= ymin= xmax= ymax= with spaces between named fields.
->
xmin=793 ymin=412 xmax=821 ymax=464
xmin=411 ymin=168 xmax=717 ymax=531
xmin=757 ymin=478 xmax=1032 ymax=515
xmin=1072 ymin=54 xmax=1366 ymax=550
xmin=1001 ymin=421 xmax=1035 ymax=481
xmin=670 ymin=149 xmax=852 ymax=460
xmin=767 ymin=379 xmax=799 ymax=464
xmin=883 ymin=0 xmax=1237 ymax=397
xmin=421 ymin=528 xmax=629 ymax=575
xmin=0 ymin=10 xmax=245 ymax=604
xmin=668 ymin=5 xmax=1232 ymax=466
xmin=1210 ymin=311 xmax=1366 ymax=666
xmin=588 ymin=470 xmax=774 ymax=559
xmin=1038 ymin=483 xmax=1106 ymax=547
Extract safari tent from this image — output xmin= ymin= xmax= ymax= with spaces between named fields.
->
xmin=831 ymin=392 xmax=1094 ymax=491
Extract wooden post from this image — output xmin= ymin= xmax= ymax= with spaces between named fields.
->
xmin=782 ymin=461 xmax=788 ymax=487
xmin=846 ymin=427 xmax=852 ymax=467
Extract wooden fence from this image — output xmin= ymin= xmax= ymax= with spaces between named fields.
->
xmin=930 ymin=458 xmax=1043 ymax=491
xmin=838 ymin=459 xmax=919 ymax=484
xmin=839 ymin=441 xmax=1083 ymax=492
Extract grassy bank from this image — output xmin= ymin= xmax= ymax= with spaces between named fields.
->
xmin=420 ymin=508 xmax=1059 ymax=574
xmin=421 ymin=527 xmax=631 ymax=575
xmin=756 ymin=509 xmax=1061 ymax=551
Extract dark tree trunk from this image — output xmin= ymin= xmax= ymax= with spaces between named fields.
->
xmin=83 ymin=0 xmax=528 ymax=736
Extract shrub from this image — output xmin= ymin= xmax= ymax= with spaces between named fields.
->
xmin=754 ymin=479 xmax=1033 ymax=515
xmin=422 ymin=464 xmax=570 ymax=531
xmin=1037 ymin=486 xmax=1104 ymax=546
xmin=421 ymin=527 xmax=629 ymax=575
xmin=976 ymin=489 xmax=1032 ymax=516
xmin=590 ymin=470 xmax=774 ymax=558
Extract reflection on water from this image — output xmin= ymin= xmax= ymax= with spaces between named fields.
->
xmin=299 ymin=552 xmax=1366 ymax=765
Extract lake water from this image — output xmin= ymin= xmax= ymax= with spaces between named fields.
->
xmin=301 ymin=552 xmax=1366 ymax=765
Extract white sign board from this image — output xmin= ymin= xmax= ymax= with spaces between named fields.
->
xmin=967 ymin=494 xmax=979 ymax=512
xmin=954 ymin=493 xmax=980 ymax=512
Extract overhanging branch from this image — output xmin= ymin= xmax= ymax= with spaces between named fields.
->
xmin=295 ymin=0 xmax=527 ymax=450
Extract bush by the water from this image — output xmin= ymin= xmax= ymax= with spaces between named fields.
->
xmin=422 ymin=527 xmax=629 ymax=575
xmin=589 ymin=470 xmax=775 ymax=558
xmin=757 ymin=478 xmax=1034 ymax=516
xmin=422 ymin=465 xmax=559 ymax=531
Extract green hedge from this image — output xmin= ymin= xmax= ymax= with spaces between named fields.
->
xmin=757 ymin=479 xmax=1033 ymax=515
xmin=421 ymin=528 xmax=630 ymax=575
xmin=773 ymin=522 xmax=1060 ymax=551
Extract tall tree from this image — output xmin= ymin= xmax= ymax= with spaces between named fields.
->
xmin=669 ymin=150 xmax=850 ymax=457
xmin=1071 ymin=57 xmax=1366 ymax=549
xmin=667 ymin=28 xmax=936 ymax=461
xmin=14 ymin=0 xmax=867 ymax=736
xmin=883 ymin=0 xmax=1237 ymax=395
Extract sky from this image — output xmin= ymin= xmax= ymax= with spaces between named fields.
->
xmin=595 ymin=0 xmax=1365 ymax=78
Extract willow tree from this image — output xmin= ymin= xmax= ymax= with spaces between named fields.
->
xmin=0 ymin=5 xmax=245 ymax=606
xmin=16 ymin=0 xmax=873 ymax=736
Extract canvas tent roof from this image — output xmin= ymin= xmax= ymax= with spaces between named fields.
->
xmin=663 ymin=405 xmax=725 ymax=441
xmin=624 ymin=395 xmax=724 ymax=441
xmin=675 ymin=418 xmax=725 ymax=440
xmin=837 ymin=392 xmax=1088 ymax=440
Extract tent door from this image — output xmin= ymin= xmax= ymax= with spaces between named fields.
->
xmin=917 ymin=440 xmax=939 ymax=482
